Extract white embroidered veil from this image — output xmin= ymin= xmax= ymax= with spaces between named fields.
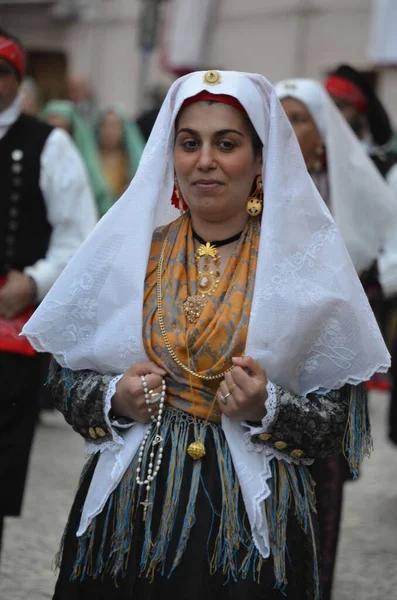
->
xmin=23 ymin=71 xmax=389 ymax=394
xmin=275 ymin=78 xmax=397 ymax=276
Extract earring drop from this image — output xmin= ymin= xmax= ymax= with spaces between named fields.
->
xmin=246 ymin=175 xmax=263 ymax=217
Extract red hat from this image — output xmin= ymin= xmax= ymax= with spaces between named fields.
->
xmin=0 ymin=34 xmax=26 ymax=79
xmin=325 ymin=74 xmax=368 ymax=113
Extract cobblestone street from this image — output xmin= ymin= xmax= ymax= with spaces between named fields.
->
xmin=0 ymin=392 xmax=396 ymax=600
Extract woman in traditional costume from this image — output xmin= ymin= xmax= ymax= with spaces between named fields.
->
xmin=275 ymin=78 xmax=397 ymax=600
xmin=24 ymin=71 xmax=390 ymax=599
xmin=42 ymin=100 xmax=112 ymax=216
xmin=93 ymin=105 xmax=145 ymax=206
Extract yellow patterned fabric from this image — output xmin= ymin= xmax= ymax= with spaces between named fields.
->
xmin=143 ymin=213 xmax=260 ymax=423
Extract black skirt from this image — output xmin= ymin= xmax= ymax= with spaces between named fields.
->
xmin=53 ymin=408 xmax=318 ymax=599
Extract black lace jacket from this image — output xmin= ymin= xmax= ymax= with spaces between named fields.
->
xmin=48 ymin=360 xmax=367 ymax=461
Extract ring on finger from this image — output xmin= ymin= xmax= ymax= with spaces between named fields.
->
xmin=220 ymin=391 xmax=232 ymax=405
xmin=228 ymin=384 xmax=236 ymax=394
xmin=219 ymin=392 xmax=227 ymax=405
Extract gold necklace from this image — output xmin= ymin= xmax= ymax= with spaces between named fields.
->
xmin=157 ymin=231 xmax=235 ymax=460
xmin=157 ymin=234 xmax=233 ymax=382
xmin=183 ymin=242 xmax=221 ymax=324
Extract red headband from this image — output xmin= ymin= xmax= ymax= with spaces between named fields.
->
xmin=0 ymin=35 xmax=26 ymax=79
xmin=181 ymin=90 xmax=248 ymax=118
xmin=325 ymin=75 xmax=368 ymax=113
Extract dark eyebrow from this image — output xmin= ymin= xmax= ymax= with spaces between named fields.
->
xmin=176 ymin=127 xmax=244 ymax=137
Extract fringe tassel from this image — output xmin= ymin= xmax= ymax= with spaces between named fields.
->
xmin=47 ymin=359 xmax=75 ymax=411
xmin=168 ymin=447 xmax=202 ymax=576
xmin=266 ymin=460 xmax=320 ymax=600
xmin=68 ymin=407 xmax=252 ymax=583
xmin=143 ymin=418 xmax=192 ymax=579
xmin=66 ymin=406 xmax=320 ymax=597
xmin=209 ymin=428 xmax=243 ymax=582
xmin=343 ymin=383 xmax=373 ymax=479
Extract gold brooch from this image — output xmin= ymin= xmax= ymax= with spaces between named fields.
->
xmin=203 ymin=70 xmax=221 ymax=85
xmin=284 ymin=82 xmax=297 ymax=89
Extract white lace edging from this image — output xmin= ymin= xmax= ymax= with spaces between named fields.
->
xmin=242 ymin=381 xmax=313 ymax=465
xmin=242 ymin=381 xmax=278 ymax=436
xmin=85 ymin=375 xmax=134 ymax=456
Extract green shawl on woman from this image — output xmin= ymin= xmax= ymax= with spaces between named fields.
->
xmin=93 ymin=104 xmax=145 ymax=191
xmin=42 ymin=100 xmax=113 ymax=216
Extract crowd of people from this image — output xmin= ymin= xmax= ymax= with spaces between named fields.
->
xmin=1 ymin=26 xmax=397 ymax=600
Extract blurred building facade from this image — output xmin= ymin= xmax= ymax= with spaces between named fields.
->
xmin=1 ymin=0 xmax=396 ymax=122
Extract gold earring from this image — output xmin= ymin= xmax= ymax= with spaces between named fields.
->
xmin=246 ymin=175 xmax=263 ymax=217
xmin=311 ymin=145 xmax=324 ymax=172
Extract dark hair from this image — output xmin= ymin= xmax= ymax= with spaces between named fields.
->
xmin=244 ymin=115 xmax=263 ymax=157
xmin=0 ymin=28 xmax=23 ymax=49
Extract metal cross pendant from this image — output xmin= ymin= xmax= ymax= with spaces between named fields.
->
xmin=141 ymin=498 xmax=152 ymax=521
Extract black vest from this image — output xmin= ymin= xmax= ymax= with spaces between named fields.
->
xmin=0 ymin=114 xmax=53 ymax=276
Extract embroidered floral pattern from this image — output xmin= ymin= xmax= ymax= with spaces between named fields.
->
xmin=259 ymin=224 xmax=338 ymax=302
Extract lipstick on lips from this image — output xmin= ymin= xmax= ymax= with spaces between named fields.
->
xmin=193 ymin=179 xmax=224 ymax=191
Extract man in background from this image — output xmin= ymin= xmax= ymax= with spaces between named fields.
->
xmin=0 ymin=28 xmax=97 ymax=556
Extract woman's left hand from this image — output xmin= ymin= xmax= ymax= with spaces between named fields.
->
xmin=217 ymin=356 xmax=268 ymax=422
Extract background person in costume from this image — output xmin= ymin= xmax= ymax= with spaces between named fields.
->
xmin=325 ymin=64 xmax=397 ymax=444
xmin=23 ymin=71 xmax=389 ymax=599
xmin=42 ymin=100 xmax=113 ymax=217
xmin=325 ymin=64 xmax=397 ymax=184
xmin=93 ymin=105 xmax=145 ymax=202
xmin=0 ymin=28 xmax=97 ymax=558
xmin=67 ymin=73 xmax=96 ymax=124
xmin=276 ymin=77 xmax=397 ymax=600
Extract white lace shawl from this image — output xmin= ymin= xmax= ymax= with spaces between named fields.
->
xmin=23 ymin=71 xmax=390 ymax=558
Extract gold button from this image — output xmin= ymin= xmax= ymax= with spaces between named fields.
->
xmin=274 ymin=441 xmax=287 ymax=450
xmin=95 ymin=427 xmax=106 ymax=438
xmin=258 ymin=432 xmax=272 ymax=441
xmin=290 ymin=449 xmax=304 ymax=459
xmin=203 ymin=70 xmax=221 ymax=85
xmin=88 ymin=427 xmax=97 ymax=439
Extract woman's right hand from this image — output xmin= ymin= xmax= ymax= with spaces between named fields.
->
xmin=111 ymin=361 xmax=166 ymax=424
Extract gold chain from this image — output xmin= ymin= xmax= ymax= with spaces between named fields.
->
xmin=157 ymin=234 xmax=233 ymax=381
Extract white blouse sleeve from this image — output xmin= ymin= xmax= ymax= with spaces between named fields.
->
xmin=24 ymin=128 xmax=98 ymax=300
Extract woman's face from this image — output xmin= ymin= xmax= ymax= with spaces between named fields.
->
xmin=174 ymin=101 xmax=262 ymax=223
xmin=99 ymin=111 xmax=124 ymax=150
xmin=46 ymin=114 xmax=72 ymax=134
xmin=331 ymin=96 xmax=368 ymax=140
xmin=280 ymin=97 xmax=323 ymax=168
